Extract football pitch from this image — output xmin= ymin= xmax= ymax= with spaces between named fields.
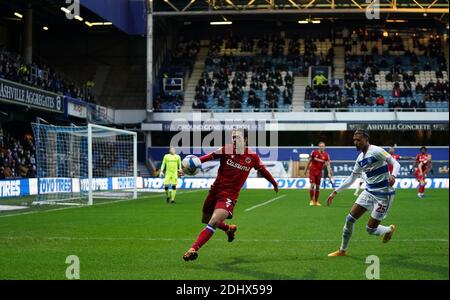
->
xmin=0 ymin=189 xmax=448 ymax=280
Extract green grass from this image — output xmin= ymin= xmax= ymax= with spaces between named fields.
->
xmin=0 ymin=189 xmax=448 ymax=280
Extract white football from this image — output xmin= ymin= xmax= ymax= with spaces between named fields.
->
xmin=182 ymin=155 xmax=201 ymax=176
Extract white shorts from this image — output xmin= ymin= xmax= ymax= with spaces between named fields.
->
xmin=355 ymin=190 xmax=395 ymax=221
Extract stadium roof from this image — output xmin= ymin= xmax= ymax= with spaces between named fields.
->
xmin=151 ymin=0 xmax=449 ymax=15
xmin=0 ymin=0 xmax=125 ymax=34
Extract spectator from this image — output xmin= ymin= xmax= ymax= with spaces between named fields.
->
xmin=375 ymin=95 xmax=385 ymax=106
xmin=392 ymin=84 xmax=402 ymax=98
xmin=416 ymin=82 xmax=424 ymax=94
xmin=418 ymin=98 xmax=426 ymax=111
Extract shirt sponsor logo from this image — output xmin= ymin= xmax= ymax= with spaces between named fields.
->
xmin=226 ymin=159 xmax=251 ymax=172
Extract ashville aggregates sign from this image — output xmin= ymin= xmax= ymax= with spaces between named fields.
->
xmin=0 ymin=78 xmax=64 ymax=114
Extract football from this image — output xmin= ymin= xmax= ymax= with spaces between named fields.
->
xmin=182 ymin=155 xmax=201 ymax=176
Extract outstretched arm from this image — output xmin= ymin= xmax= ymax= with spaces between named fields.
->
xmin=336 ymin=172 xmax=360 ymax=193
xmin=199 ymin=147 xmax=224 ymax=163
xmin=258 ymin=165 xmax=278 ymax=193
xmin=326 ymin=172 xmax=360 ymax=206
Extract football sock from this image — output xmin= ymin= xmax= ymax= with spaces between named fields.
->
xmin=217 ymin=221 xmax=230 ymax=232
xmin=366 ymin=225 xmax=391 ymax=236
xmin=164 ymin=186 xmax=169 ymax=198
xmin=171 ymin=187 xmax=177 ymax=201
xmin=192 ymin=224 xmax=216 ymax=251
xmin=340 ymin=214 xmax=357 ymax=251
xmin=314 ymin=189 xmax=320 ymax=202
xmin=418 ymin=184 xmax=425 ymax=194
xmin=309 ymin=188 xmax=315 ymax=201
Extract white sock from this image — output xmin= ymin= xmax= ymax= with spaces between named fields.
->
xmin=340 ymin=214 xmax=357 ymax=251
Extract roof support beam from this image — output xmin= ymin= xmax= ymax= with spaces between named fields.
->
xmin=153 ymin=7 xmax=449 ymax=16
xmin=304 ymin=0 xmax=316 ymax=9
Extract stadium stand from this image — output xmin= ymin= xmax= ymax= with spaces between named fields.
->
xmin=0 ymin=46 xmax=95 ymax=103
xmin=0 ymin=126 xmax=36 ymax=179
xmin=153 ymin=39 xmax=201 ymax=111
xmin=304 ymin=30 xmax=449 ymax=112
xmin=155 ymin=35 xmax=334 ymax=112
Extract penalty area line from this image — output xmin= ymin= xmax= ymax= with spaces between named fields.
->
xmin=245 ymin=194 xmax=287 ymax=212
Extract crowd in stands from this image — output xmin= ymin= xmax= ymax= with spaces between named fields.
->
xmin=153 ymin=92 xmax=184 ymax=112
xmin=0 ymin=47 xmax=95 ymax=103
xmin=154 ymin=39 xmax=200 ymax=110
xmin=306 ymin=29 xmax=449 ymax=111
xmin=170 ymin=39 xmax=200 ymax=78
xmin=0 ymin=126 xmax=36 ymax=180
xmin=193 ymin=34 xmax=331 ymax=111
xmin=155 ymin=34 xmax=336 ymax=111
xmin=206 ymin=34 xmax=334 ymax=75
xmin=192 ymin=67 xmax=294 ymax=111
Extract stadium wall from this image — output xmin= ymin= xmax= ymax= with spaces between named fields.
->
xmin=1 ymin=177 xmax=448 ymax=199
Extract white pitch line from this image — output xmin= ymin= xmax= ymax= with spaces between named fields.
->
xmin=245 ymin=194 xmax=287 ymax=212
xmin=0 ymin=236 xmax=447 ymax=243
xmin=0 ymin=190 xmax=203 ymax=219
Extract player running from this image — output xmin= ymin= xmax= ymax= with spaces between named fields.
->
xmin=414 ymin=146 xmax=432 ymax=198
xmin=183 ymin=129 xmax=278 ymax=261
xmin=160 ymin=147 xmax=182 ymax=204
xmin=326 ymin=130 xmax=400 ymax=257
xmin=304 ymin=142 xmax=332 ymax=206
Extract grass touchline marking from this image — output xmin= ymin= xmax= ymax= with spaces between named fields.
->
xmin=0 ymin=236 xmax=447 ymax=243
xmin=0 ymin=190 xmax=203 ymax=219
xmin=245 ymin=194 xmax=287 ymax=212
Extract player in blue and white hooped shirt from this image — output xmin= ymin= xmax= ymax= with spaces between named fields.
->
xmin=326 ymin=130 xmax=400 ymax=257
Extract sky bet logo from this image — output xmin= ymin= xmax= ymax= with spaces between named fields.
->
xmin=63 ymin=0 xmax=80 ymax=20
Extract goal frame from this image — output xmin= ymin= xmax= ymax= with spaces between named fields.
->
xmin=87 ymin=123 xmax=138 ymax=205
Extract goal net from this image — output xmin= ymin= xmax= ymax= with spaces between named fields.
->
xmin=32 ymin=123 xmax=137 ymax=205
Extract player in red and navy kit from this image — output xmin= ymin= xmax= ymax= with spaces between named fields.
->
xmin=414 ymin=146 xmax=432 ymax=198
xmin=183 ymin=129 xmax=278 ymax=261
xmin=304 ymin=142 xmax=332 ymax=206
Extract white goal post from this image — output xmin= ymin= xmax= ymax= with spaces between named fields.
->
xmin=32 ymin=123 xmax=137 ymax=206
